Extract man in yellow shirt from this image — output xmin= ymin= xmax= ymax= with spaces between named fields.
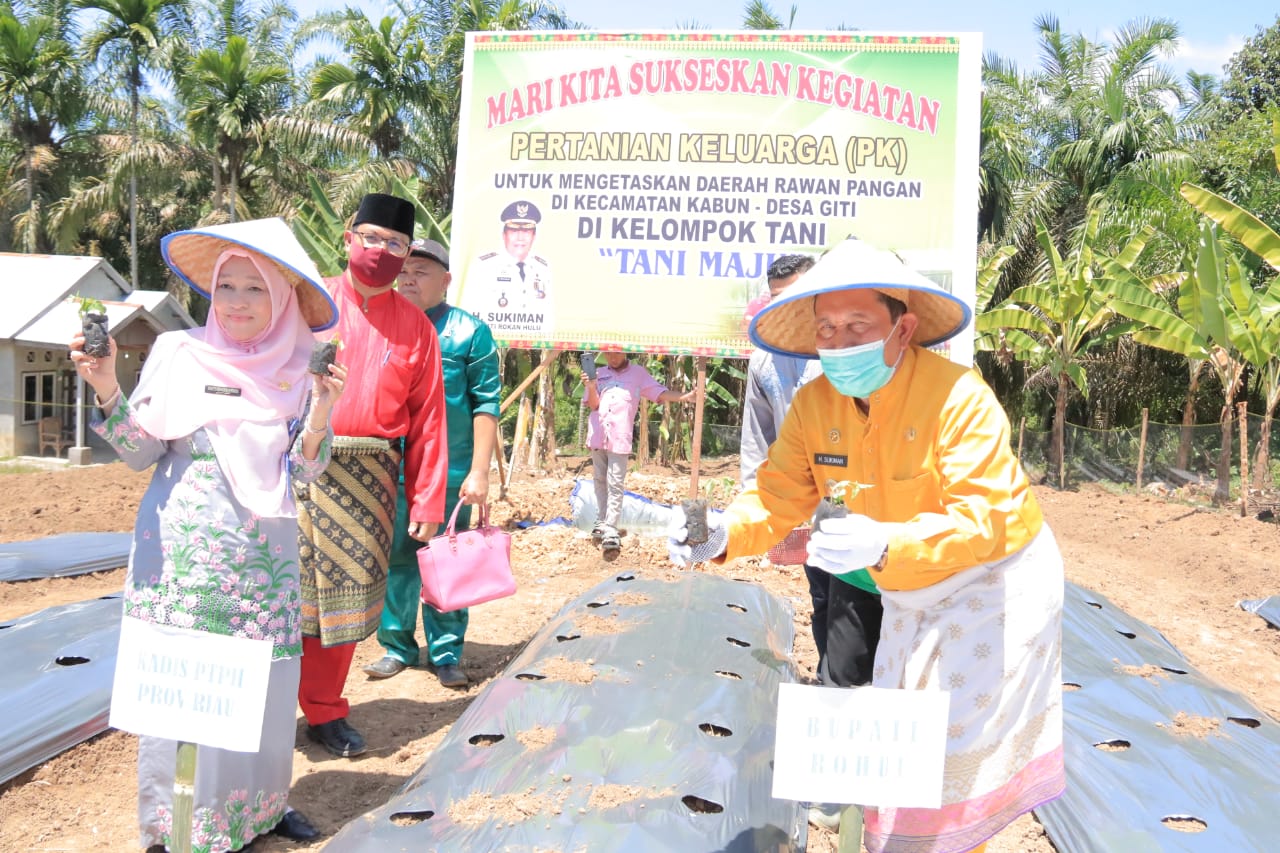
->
xmin=669 ymin=238 xmax=1064 ymax=853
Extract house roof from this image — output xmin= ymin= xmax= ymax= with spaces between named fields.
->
xmin=0 ymin=253 xmax=132 ymax=339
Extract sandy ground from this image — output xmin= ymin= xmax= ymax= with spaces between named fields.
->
xmin=1 ymin=456 xmax=1278 ymax=852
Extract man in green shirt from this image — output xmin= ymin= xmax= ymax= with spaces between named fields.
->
xmin=365 ymin=238 xmax=502 ymax=688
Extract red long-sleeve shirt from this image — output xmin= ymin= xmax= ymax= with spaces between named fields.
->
xmin=323 ymin=273 xmax=447 ymax=524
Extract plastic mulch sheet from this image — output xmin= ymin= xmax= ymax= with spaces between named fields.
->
xmin=0 ymin=532 xmax=132 ymax=581
xmin=324 ymin=571 xmax=807 ymax=852
xmin=568 ymin=478 xmax=676 ymax=536
xmin=1239 ymin=595 xmax=1280 ymax=630
xmin=0 ymin=595 xmax=122 ymax=784
xmin=1035 ymin=582 xmax=1280 ymax=851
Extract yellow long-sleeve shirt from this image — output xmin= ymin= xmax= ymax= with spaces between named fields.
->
xmin=722 ymin=346 xmax=1043 ymax=591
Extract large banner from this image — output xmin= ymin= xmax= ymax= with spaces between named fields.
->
xmin=452 ymin=31 xmax=981 ymax=364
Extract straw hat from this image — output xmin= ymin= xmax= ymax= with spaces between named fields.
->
xmin=161 ymin=218 xmax=337 ymax=331
xmin=749 ymin=238 xmax=971 ymax=357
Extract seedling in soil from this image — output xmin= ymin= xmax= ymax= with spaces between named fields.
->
xmin=309 ymin=336 xmax=341 ymax=375
xmin=812 ymin=478 xmax=873 ymax=527
xmin=76 ymin=295 xmax=111 ymax=358
xmin=681 ymin=498 xmax=710 ymax=545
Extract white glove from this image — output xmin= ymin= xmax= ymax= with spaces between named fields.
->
xmin=806 ymin=513 xmax=888 ymax=574
xmin=667 ymin=506 xmax=728 ymax=567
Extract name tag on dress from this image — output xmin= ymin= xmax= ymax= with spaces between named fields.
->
xmin=205 ymin=385 xmax=242 ymax=397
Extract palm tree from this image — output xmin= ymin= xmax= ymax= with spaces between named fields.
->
xmin=76 ymin=0 xmax=184 ymax=285
xmin=0 ymin=10 xmax=74 ymax=251
xmin=182 ymin=35 xmax=289 ymax=221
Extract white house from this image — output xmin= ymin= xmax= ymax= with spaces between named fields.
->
xmin=0 ymin=253 xmax=196 ymax=460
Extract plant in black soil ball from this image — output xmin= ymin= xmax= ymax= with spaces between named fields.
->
xmin=309 ymin=336 xmax=340 ymax=376
xmin=76 ymin=295 xmax=111 ymax=358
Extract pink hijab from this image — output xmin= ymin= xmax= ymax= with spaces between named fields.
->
xmin=131 ymin=249 xmax=314 ymax=518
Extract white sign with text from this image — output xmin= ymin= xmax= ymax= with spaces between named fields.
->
xmin=110 ymin=617 xmax=273 ymax=752
xmin=772 ymin=683 xmax=950 ymax=808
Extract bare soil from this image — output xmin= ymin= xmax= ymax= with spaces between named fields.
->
xmin=2 ymin=458 xmax=1279 ymax=853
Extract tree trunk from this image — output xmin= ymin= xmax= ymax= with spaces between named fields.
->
xmin=1054 ymin=374 xmax=1068 ymax=489
xmin=1254 ymin=406 xmax=1276 ymax=490
xmin=1177 ymin=364 xmax=1202 ymax=470
xmin=527 ymin=350 xmax=559 ymax=469
xmin=129 ymin=63 xmax=139 ymax=288
xmin=1215 ymin=404 xmax=1232 ymax=504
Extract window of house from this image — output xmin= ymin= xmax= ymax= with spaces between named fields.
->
xmin=21 ymin=371 xmax=57 ymax=424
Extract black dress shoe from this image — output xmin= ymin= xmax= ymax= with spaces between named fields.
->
xmin=435 ymin=663 xmax=470 ymax=688
xmin=306 ymin=717 xmax=367 ymax=757
xmin=273 ymin=809 xmax=320 ymax=841
xmin=363 ymin=655 xmax=407 ymax=679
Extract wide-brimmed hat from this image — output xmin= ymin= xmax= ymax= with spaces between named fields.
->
xmin=749 ymin=238 xmax=970 ymax=357
xmin=161 ymin=218 xmax=337 ymax=331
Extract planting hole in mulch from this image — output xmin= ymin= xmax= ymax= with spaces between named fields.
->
xmin=725 ymin=636 xmax=750 ymax=647
xmin=516 ymin=725 xmax=556 ymax=750
xmin=1093 ymin=739 xmax=1131 ymax=752
xmin=1063 ymin=682 xmax=1082 ymax=691
xmin=515 ymin=672 xmax=547 ymax=681
xmin=698 ymin=722 xmax=732 ymax=737
xmin=586 ymin=600 xmax=610 ymax=608
xmin=1228 ymin=716 xmax=1261 ymax=728
xmin=726 ymin=603 xmax=748 ymax=613
xmin=1115 ymin=630 xmax=1137 ymax=639
xmin=1157 ymin=712 xmax=1224 ymax=739
xmin=715 ymin=670 xmax=742 ymax=680
xmin=1085 ymin=601 xmax=1103 ymax=609
xmin=555 ymin=633 xmax=582 ymax=642
xmin=1161 ymin=666 xmax=1188 ymax=675
xmin=615 ymin=573 xmax=636 ymax=582
xmin=681 ymin=794 xmax=724 ymax=814
xmin=1161 ymin=815 xmax=1208 ymax=833
xmin=468 ymin=733 xmax=505 ymax=747
xmin=55 ymin=656 xmax=90 ymax=666
xmin=389 ymin=810 xmax=433 ymax=826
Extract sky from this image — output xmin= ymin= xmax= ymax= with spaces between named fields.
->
xmin=292 ymin=0 xmax=1278 ymax=80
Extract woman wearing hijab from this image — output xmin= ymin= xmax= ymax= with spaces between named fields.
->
xmin=69 ymin=219 xmax=346 ymax=852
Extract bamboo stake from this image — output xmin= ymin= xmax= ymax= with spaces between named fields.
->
xmin=688 ymin=356 xmax=708 ymax=499
xmin=171 ymin=741 xmax=197 ymax=853
xmin=1016 ymin=417 xmax=1025 ymax=463
xmin=499 ymin=348 xmax=561 ymax=413
xmin=1238 ymin=401 xmax=1249 ymax=518
xmin=1136 ymin=408 xmax=1148 ymax=490
xmin=505 ymin=396 xmax=532 ymax=494
xmin=494 ymin=421 xmax=508 ymax=500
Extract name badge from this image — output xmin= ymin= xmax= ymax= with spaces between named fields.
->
xmin=814 ymin=453 xmax=848 ymax=467
xmin=205 ymin=385 xmax=242 ymax=397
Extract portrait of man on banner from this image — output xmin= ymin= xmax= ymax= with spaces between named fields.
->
xmin=471 ymin=199 xmax=554 ymax=339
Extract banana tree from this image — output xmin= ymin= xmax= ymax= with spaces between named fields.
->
xmin=977 ymin=209 xmax=1141 ymax=487
xmin=1103 ymin=221 xmax=1253 ymax=501
xmin=1180 ymin=117 xmax=1280 ymax=487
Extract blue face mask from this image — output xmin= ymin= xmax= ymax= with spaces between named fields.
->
xmin=817 ymin=317 xmax=903 ymax=399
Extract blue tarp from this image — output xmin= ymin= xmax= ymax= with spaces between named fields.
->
xmin=0 ymin=532 xmax=131 ymax=581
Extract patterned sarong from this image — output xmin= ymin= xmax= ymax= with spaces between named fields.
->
xmin=296 ymin=441 xmax=399 ymax=647
xmin=864 ymin=526 xmax=1066 ymax=853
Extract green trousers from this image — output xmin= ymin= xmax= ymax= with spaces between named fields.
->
xmin=376 ymin=485 xmax=472 ymax=667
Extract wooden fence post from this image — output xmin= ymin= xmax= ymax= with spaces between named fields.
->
xmin=1136 ymin=408 xmax=1148 ymax=491
xmin=1238 ymin=401 xmax=1249 ymax=518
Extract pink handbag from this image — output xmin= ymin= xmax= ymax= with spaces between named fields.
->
xmin=417 ymin=502 xmax=515 ymax=612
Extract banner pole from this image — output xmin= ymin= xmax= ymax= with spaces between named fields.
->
xmin=689 ymin=356 xmax=707 ymax=500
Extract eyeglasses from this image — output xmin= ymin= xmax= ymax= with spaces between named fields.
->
xmin=353 ymin=229 xmax=410 ymax=258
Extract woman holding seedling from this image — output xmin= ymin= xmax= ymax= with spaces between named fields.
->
xmin=669 ymin=238 xmax=1064 ymax=853
xmin=69 ymin=218 xmax=346 ymax=851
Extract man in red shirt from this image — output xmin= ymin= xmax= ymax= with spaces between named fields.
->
xmin=295 ymin=193 xmax=448 ymax=757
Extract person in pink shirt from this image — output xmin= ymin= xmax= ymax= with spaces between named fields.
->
xmin=581 ymin=351 xmax=692 ymax=556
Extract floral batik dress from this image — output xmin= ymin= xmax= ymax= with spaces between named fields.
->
xmin=94 ymin=394 xmax=330 ymax=853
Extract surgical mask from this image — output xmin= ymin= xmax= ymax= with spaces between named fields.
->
xmin=348 ymin=243 xmax=405 ymax=288
xmin=817 ymin=317 xmax=903 ymax=398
